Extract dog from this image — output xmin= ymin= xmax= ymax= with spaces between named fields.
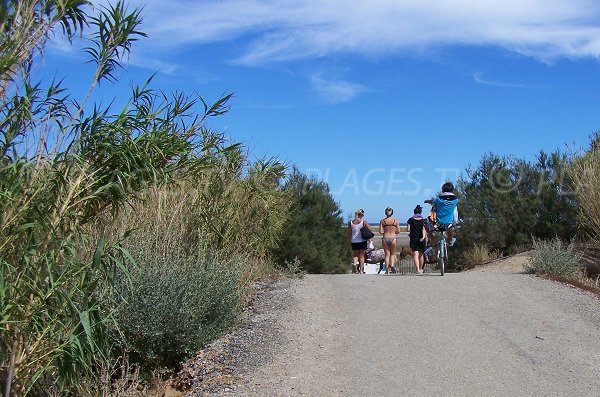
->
xmin=399 ymin=246 xmax=412 ymax=259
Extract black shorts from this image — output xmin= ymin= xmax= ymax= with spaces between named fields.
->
xmin=410 ymin=238 xmax=426 ymax=253
xmin=351 ymin=241 xmax=367 ymax=251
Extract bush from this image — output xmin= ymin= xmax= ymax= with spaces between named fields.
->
xmin=114 ymin=250 xmax=246 ymax=369
xmin=460 ymin=244 xmax=501 ymax=270
xmin=524 ymin=237 xmax=582 ymax=278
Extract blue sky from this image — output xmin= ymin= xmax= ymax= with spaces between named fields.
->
xmin=44 ymin=0 xmax=600 ymax=222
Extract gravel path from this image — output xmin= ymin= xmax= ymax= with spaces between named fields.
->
xmin=188 ymin=272 xmax=600 ymax=396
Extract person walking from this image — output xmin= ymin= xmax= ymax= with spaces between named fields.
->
xmin=348 ymin=209 xmax=372 ymax=274
xmin=379 ymin=207 xmax=400 ymax=274
xmin=407 ymin=205 xmax=427 ymax=274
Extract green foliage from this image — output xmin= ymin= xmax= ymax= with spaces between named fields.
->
xmin=569 ymin=133 xmax=600 ymax=242
xmin=275 ymin=169 xmax=350 ymax=273
xmin=525 ymin=237 xmax=582 ymax=278
xmin=532 ymin=151 xmax=579 ymax=239
xmin=114 ymin=250 xmax=245 ymax=369
xmin=0 ymin=159 xmax=145 ymax=394
xmin=85 ymin=1 xmax=147 ymax=84
xmin=190 ymin=155 xmax=292 ymax=261
xmin=0 ymin=1 xmax=244 ymax=394
xmin=0 ymin=0 xmax=88 ymax=97
xmin=95 ymin=155 xmax=292 ymax=369
xmin=276 ymin=258 xmax=306 ymax=279
xmin=456 ymin=151 xmax=578 ymax=255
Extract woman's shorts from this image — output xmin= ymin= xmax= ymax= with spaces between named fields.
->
xmin=410 ymin=238 xmax=426 ymax=253
xmin=351 ymin=241 xmax=367 ymax=251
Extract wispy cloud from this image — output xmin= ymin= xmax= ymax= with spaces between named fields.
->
xmin=472 ymin=73 xmax=530 ymax=88
xmin=125 ymin=0 xmax=600 ymax=64
xmin=310 ymin=73 xmax=367 ymax=103
xmin=128 ymin=53 xmax=180 ymax=75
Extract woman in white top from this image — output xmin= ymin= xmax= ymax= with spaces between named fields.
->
xmin=348 ymin=209 xmax=372 ymax=274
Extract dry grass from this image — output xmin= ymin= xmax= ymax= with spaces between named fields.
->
xmin=578 ymin=271 xmax=600 ymax=291
xmin=569 ymin=144 xmax=600 ymax=242
xmin=104 ymin=170 xmax=291 ymax=281
xmin=540 ymin=271 xmax=600 ymax=299
xmin=461 ymin=243 xmax=502 ymax=270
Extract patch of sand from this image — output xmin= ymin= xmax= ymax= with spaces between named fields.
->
xmin=470 ymin=251 xmax=531 ymax=273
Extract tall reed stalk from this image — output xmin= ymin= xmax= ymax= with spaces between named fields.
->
xmin=569 ymin=139 xmax=600 ymax=242
xmin=0 ymin=1 xmax=242 ymax=394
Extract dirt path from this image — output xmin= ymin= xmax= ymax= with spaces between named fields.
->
xmin=469 ymin=252 xmax=532 ymax=273
xmin=191 ymin=271 xmax=600 ymax=397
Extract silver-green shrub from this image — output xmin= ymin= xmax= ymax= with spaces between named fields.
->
xmin=114 ymin=249 xmax=246 ymax=369
xmin=525 ymin=237 xmax=582 ymax=278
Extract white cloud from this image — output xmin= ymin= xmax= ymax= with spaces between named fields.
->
xmin=472 ymin=73 xmax=530 ymax=88
xmin=310 ymin=73 xmax=367 ymax=103
xmin=125 ymin=0 xmax=600 ymax=64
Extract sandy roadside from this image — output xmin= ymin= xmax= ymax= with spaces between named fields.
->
xmin=467 ymin=251 xmax=531 ymax=273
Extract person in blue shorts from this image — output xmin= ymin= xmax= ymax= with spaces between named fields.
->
xmin=424 ymin=182 xmax=459 ymax=246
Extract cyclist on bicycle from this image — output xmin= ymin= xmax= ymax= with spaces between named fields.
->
xmin=424 ymin=182 xmax=459 ymax=246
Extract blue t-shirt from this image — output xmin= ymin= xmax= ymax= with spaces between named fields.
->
xmin=433 ymin=194 xmax=458 ymax=225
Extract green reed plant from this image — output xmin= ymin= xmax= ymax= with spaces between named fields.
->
xmin=569 ymin=136 xmax=600 ymax=242
xmin=186 ymin=155 xmax=292 ymax=262
xmin=0 ymin=1 xmax=238 ymax=394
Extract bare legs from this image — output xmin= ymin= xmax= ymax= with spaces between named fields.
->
xmin=382 ymin=238 xmax=397 ymax=274
xmin=412 ymin=250 xmax=425 ymax=274
xmin=383 ymin=241 xmax=391 ymax=274
xmin=353 ymin=249 xmax=365 ymax=273
xmin=446 ymin=229 xmax=454 ymax=246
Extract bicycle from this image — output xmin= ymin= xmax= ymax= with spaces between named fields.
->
xmin=424 ymin=222 xmax=460 ymax=276
xmin=436 ymin=225 xmax=452 ymax=276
